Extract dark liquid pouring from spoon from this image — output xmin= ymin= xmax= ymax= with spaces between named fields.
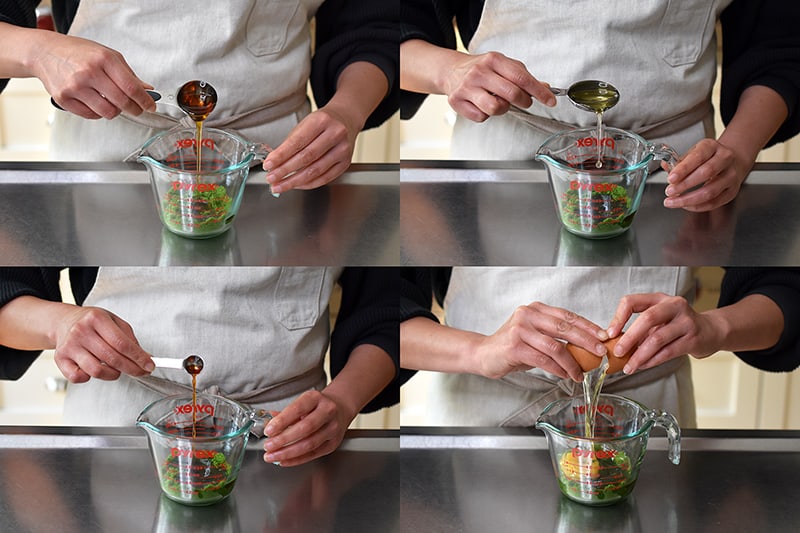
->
xmin=183 ymin=355 xmax=204 ymax=438
xmin=176 ymin=81 xmax=218 ymax=172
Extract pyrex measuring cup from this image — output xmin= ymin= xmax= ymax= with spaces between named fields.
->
xmin=535 ymin=394 xmax=680 ymax=506
xmin=535 ymin=127 xmax=679 ymax=239
xmin=126 ymin=127 xmax=270 ymax=239
xmin=136 ymin=393 xmax=269 ymax=506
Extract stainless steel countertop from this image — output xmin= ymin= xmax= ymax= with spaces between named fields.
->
xmin=401 ymin=161 xmax=800 ymax=266
xmin=400 ymin=427 xmax=800 ymax=533
xmin=0 ymin=162 xmax=398 ymax=266
xmin=0 ymin=426 xmax=398 ymax=533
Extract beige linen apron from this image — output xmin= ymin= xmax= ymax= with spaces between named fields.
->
xmin=50 ymin=0 xmax=323 ymax=161
xmin=62 ymin=266 xmax=342 ymax=425
xmin=426 ymin=267 xmax=697 ymax=427
xmin=450 ymin=0 xmax=732 ymax=160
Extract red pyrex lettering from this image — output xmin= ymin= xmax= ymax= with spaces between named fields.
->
xmin=176 ymin=138 xmax=216 ymax=150
xmin=170 ymin=447 xmax=217 ymax=459
xmin=569 ymin=181 xmax=615 ymax=193
xmin=174 ymin=403 xmax=215 ymax=416
xmin=573 ymin=404 xmax=615 ymax=416
xmin=570 ymin=447 xmax=618 ymax=460
xmin=576 ymin=136 xmax=615 ymax=150
xmin=171 ymin=181 xmax=217 ymax=192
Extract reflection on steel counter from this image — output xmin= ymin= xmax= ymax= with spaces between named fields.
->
xmin=0 ymin=428 xmax=398 ymax=533
xmin=400 ymin=163 xmax=800 ymax=266
xmin=0 ymin=163 xmax=398 ymax=266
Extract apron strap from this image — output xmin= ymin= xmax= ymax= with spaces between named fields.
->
xmin=498 ymin=355 xmax=688 ymax=427
xmin=132 ymin=364 xmax=326 ymax=405
xmin=509 ymin=99 xmax=714 ymax=141
xmin=119 ymin=89 xmax=309 ymax=137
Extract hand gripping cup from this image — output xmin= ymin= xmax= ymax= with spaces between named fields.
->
xmin=127 ymin=127 xmax=271 ymax=239
xmin=535 ymin=394 xmax=680 ymax=506
xmin=535 ymin=127 xmax=679 ymax=239
xmin=136 ymin=393 xmax=270 ymax=506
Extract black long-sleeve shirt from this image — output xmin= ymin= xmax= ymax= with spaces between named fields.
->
xmin=400 ymin=0 xmax=800 ymax=147
xmin=0 ymin=267 xmax=400 ymax=413
xmin=400 ymin=267 xmax=800 ymax=374
xmin=0 ymin=0 xmax=399 ymax=129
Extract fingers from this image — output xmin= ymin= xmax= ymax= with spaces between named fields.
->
xmin=262 ymin=391 xmax=344 ymax=467
xmin=54 ymin=307 xmax=154 ymax=382
xmin=663 ymin=139 xmax=741 ymax=212
xmin=447 ymin=52 xmax=555 ymax=122
xmin=612 ymin=294 xmax=695 ymax=374
xmin=47 ymin=39 xmax=155 ymax=119
xmin=508 ymin=304 xmax=608 ymax=381
xmin=264 ymin=111 xmax=353 ymax=193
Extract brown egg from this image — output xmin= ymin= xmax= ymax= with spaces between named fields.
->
xmin=566 ymin=336 xmax=633 ymax=374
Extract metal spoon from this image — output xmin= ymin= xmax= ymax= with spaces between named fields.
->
xmin=175 ymin=80 xmax=217 ymax=122
xmin=551 ymin=80 xmax=620 ymax=113
xmin=50 ymin=80 xmax=218 ymax=119
xmin=508 ymin=79 xmax=619 ymax=123
xmin=151 ymin=355 xmax=205 ymax=374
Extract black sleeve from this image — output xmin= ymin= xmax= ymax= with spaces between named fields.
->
xmin=0 ymin=267 xmax=63 ymax=380
xmin=312 ymin=0 xmax=398 ymax=130
xmin=51 ymin=0 xmax=80 ymax=34
xmin=0 ymin=0 xmax=39 ymax=94
xmin=720 ymin=0 xmax=800 ymax=146
xmin=399 ymin=267 xmax=452 ymax=384
xmin=718 ymin=267 xmax=800 ymax=372
xmin=0 ymin=267 xmax=98 ymax=380
xmin=400 ymin=0 xmax=484 ymax=119
xmin=329 ymin=267 xmax=399 ymax=413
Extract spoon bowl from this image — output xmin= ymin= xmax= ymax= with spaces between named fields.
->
xmin=552 ymin=80 xmax=620 ymax=114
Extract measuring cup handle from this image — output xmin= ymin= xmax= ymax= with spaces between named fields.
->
xmin=248 ymin=143 xmax=281 ymax=198
xmin=250 ymin=409 xmax=274 ymax=438
xmin=649 ymin=143 xmax=681 ymax=172
xmin=649 ymin=409 xmax=682 ymax=465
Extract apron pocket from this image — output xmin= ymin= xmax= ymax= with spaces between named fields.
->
xmin=658 ymin=1 xmax=716 ymax=66
xmin=246 ymin=0 xmax=301 ymax=56
xmin=274 ymin=268 xmax=326 ymax=330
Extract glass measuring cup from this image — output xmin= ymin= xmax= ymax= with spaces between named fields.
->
xmin=535 ymin=127 xmax=679 ymax=239
xmin=535 ymin=394 xmax=680 ymax=506
xmin=136 ymin=393 xmax=270 ymax=506
xmin=126 ymin=127 xmax=271 ymax=239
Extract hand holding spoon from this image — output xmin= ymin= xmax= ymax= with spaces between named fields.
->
xmin=51 ymin=80 xmax=218 ymax=119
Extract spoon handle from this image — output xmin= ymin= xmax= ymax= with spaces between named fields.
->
xmin=50 ymin=90 xmax=162 ymax=111
xmin=548 ymin=87 xmax=568 ymax=96
xmin=150 ymin=357 xmax=184 ymax=369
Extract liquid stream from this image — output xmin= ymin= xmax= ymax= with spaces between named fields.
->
xmin=183 ymin=355 xmax=204 ymax=438
xmin=582 ymin=354 xmax=610 ymax=438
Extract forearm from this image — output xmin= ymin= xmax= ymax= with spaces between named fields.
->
xmin=0 ymin=22 xmax=42 ymax=78
xmin=400 ymin=316 xmax=484 ymax=374
xmin=322 ymin=343 xmax=396 ymax=420
xmin=718 ymin=85 xmax=789 ymax=165
xmin=702 ymin=294 xmax=784 ymax=354
xmin=401 ymin=38 xmax=465 ymax=95
xmin=0 ymin=295 xmax=74 ymax=350
xmin=325 ymin=61 xmax=389 ymax=131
